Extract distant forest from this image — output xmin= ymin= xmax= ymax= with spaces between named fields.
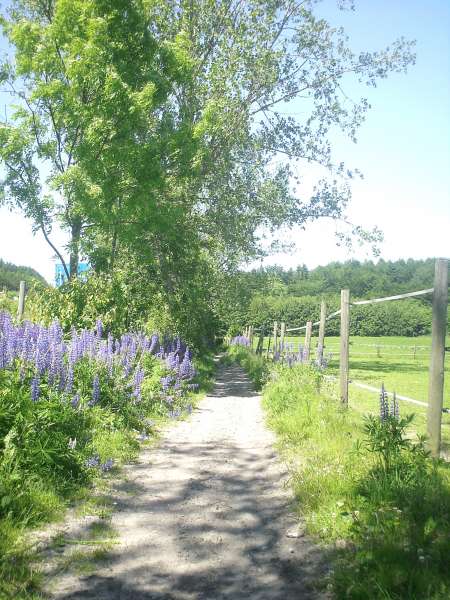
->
xmin=227 ymin=258 xmax=446 ymax=336
xmin=242 ymin=258 xmax=436 ymax=299
xmin=0 ymin=259 xmax=46 ymax=291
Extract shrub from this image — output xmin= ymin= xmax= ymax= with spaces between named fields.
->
xmin=246 ymin=295 xmax=434 ymax=337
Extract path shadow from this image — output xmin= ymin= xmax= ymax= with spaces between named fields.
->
xmin=44 ymin=363 xmax=328 ymax=600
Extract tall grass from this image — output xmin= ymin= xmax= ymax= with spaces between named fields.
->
xmin=261 ymin=361 xmax=450 ymax=599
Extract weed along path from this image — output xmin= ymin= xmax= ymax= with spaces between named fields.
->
xmin=46 ymin=362 xmax=327 ymax=600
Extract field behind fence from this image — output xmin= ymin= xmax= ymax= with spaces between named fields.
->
xmin=244 ymin=258 xmax=449 ymax=458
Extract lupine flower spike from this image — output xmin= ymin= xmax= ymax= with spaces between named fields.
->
xmin=379 ymin=383 xmax=389 ymax=422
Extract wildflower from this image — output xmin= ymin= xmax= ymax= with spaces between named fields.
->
xmin=161 ymin=375 xmax=173 ymax=391
xmin=65 ymin=366 xmax=74 ymax=393
xmin=89 ymin=374 xmax=100 ymax=407
xmin=230 ymin=335 xmax=250 ymax=347
xmin=132 ymin=365 xmax=145 ymax=401
xmin=71 ymin=393 xmax=80 ymax=409
xmin=137 ymin=431 xmax=149 ymax=441
xmin=100 ymin=458 xmax=114 ymax=472
xmin=85 ymin=454 xmax=100 ymax=468
xmin=68 ymin=437 xmax=77 ymax=450
xmin=379 ymin=383 xmax=389 ymax=421
xmin=166 ymin=352 xmax=179 ymax=371
xmin=31 ymin=375 xmax=40 ymax=401
xmin=179 ymin=353 xmax=196 ymax=380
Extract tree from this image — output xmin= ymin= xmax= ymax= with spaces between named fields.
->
xmin=0 ymin=0 xmax=191 ymax=277
xmin=1 ymin=0 xmax=415 ymax=296
xmin=138 ymin=0 xmax=414 ymax=271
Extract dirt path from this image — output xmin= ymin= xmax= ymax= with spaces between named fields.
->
xmin=46 ymin=361 xmax=328 ymax=599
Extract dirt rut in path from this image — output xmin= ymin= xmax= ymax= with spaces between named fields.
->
xmin=46 ymin=361 xmax=328 ymax=600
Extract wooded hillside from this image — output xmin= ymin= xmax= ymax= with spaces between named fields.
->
xmin=0 ymin=259 xmax=46 ymax=291
xmin=224 ymin=258 xmax=444 ymax=336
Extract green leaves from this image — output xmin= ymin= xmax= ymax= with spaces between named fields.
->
xmin=0 ymin=0 xmax=416 ymax=334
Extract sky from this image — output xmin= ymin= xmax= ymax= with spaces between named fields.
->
xmin=0 ymin=0 xmax=449 ymax=283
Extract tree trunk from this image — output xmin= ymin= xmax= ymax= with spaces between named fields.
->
xmin=110 ymin=227 xmax=118 ymax=272
xmin=69 ymin=217 xmax=82 ymax=278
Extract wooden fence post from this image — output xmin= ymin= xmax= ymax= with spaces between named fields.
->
xmin=304 ymin=321 xmax=312 ymax=361
xmin=340 ymin=289 xmax=350 ymax=406
xmin=317 ymin=300 xmax=326 ymax=362
xmin=427 ymin=258 xmax=448 ymax=457
xmin=17 ymin=280 xmax=26 ymax=320
xmin=280 ymin=322 xmax=286 ymax=353
xmin=256 ymin=329 xmax=264 ymax=355
xmin=273 ymin=321 xmax=278 ymax=355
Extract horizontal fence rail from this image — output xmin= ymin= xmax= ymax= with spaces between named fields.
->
xmin=352 ymin=288 xmax=434 ymax=305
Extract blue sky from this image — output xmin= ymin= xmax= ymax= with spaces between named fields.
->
xmin=0 ymin=0 xmax=449 ymax=282
xmin=263 ymin=0 xmax=450 ymax=270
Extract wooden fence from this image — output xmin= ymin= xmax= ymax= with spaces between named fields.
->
xmin=244 ymin=258 xmax=449 ymax=457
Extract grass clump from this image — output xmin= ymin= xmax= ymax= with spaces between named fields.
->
xmin=263 ymin=363 xmax=450 ymax=599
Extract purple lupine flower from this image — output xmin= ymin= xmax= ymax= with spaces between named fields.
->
xmin=179 ymin=354 xmax=196 ymax=380
xmin=161 ymin=375 xmax=173 ymax=391
xmin=85 ymin=454 xmax=100 ymax=468
xmin=230 ymin=335 xmax=250 ymax=347
xmin=132 ymin=365 xmax=145 ymax=401
xmin=71 ymin=393 xmax=80 ymax=409
xmin=100 ymin=458 xmax=114 ymax=472
xmin=379 ymin=383 xmax=389 ymax=421
xmin=165 ymin=352 xmax=179 ymax=372
xmin=65 ymin=366 xmax=74 ymax=393
xmin=31 ymin=375 xmax=40 ymax=401
xmin=0 ymin=335 xmax=7 ymax=369
xmin=89 ymin=374 xmax=100 ymax=407
xmin=49 ymin=343 xmax=64 ymax=387
xmin=35 ymin=327 xmax=50 ymax=374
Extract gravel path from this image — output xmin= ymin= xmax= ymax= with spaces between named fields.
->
xmin=47 ymin=361 xmax=328 ymax=599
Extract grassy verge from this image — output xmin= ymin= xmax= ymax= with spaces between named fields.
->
xmin=263 ymin=362 xmax=450 ymax=599
xmin=228 ymin=346 xmax=450 ymax=599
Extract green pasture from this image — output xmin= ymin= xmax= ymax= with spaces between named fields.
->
xmin=254 ymin=334 xmax=450 ymax=452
